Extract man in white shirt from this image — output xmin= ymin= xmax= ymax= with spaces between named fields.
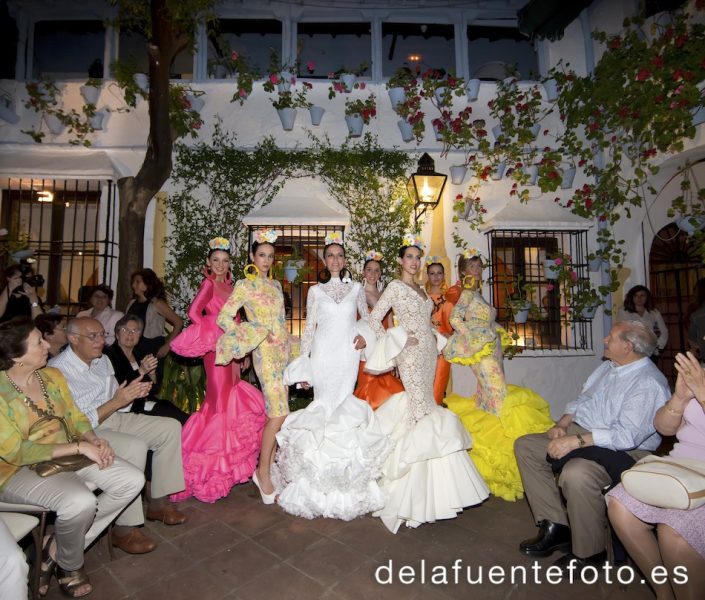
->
xmin=50 ymin=317 xmax=187 ymax=555
xmin=514 ymin=321 xmax=670 ymax=572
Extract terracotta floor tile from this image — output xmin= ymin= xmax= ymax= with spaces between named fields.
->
xmin=252 ymin=518 xmax=325 ymax=560
xmin=286 ymin=537 xmax=368 ymax=587
xmin=235 ymin=562 xmax=326 ymax=600
xmin=202 ymin=539 xmax=279 ymax=589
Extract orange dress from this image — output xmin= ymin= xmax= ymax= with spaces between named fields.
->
xmin=355 ymin=307 xmax=404 ymax=410
xmin=430 ymin=291 xmax=455 ymax=404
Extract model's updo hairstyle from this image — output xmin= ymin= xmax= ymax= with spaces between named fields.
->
xmin=457 ymin=254 xmax=482 ymax=276
xmin=250 ymin=240 xmax=275 ymax=255
xmin=398 ymin=244 xmax=424 ymax=259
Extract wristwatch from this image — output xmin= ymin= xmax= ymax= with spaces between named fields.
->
xmin=576 ymin=433 xmax=586 ymax=448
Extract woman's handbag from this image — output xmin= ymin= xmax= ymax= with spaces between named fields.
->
xmin=621 ymin=455 xmax=705 ymax=510
xmin=28 ymin=416 xmax=94 ymax=477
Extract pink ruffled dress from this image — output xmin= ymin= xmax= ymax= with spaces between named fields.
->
xmin=170 ymin=275 xmax=266 ymax=503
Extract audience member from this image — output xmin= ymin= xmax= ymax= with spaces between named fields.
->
xmin=0 ymin=264 xmax=43 ymax=323
xmin=75 ymin=285 xmax=123 ymax=346
xmin=35 ymin=313 xmax=68 ymax=358
xmin=617 ymin=285 xmax=668 ymax=358
xmin=49 ymin=317 xmax=187 ymax=555
xmin=607 ymin=351 xmax=705 ymax=600
xmin=687 ymin=278 xmax=705 ymax=362
xmin=0 ymin=317 xmax=144 ymax=597
xmin=514 ymin=321 xmax=670 ymax=572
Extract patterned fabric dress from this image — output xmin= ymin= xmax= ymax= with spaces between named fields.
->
xmin=216 ymin=277 xmax=291 ymax=418
xmin=170 ymin=276 xmax=266 ymax=503
xmin=367 ymin=280 xmax=490 ymax=533
xmin=443 ymin=288 xmax=554 ymax=501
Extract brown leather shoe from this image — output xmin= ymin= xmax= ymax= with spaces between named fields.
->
xmin=111 ymin=528 xmax=157 ymax=554
xmin=145 ymin=504 xmax=188 ymax=525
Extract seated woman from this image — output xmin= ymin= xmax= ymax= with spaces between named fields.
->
xmin=443 ymin=249 xmax=554 ymax=501
xmin=607 ymin=351 xmax=705 ymax=600
xmin=103 ymin=315 xmax=188 ymax=424
xmin=0 ymin=317 xmax=144 ymax=598
xmin=35 ymin=313 xmax=69 ymax=358
xmin=616 ymin=284 xmax=668 ymax=362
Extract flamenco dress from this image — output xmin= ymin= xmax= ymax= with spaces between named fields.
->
xmin=366 ymin=281 xmax=490 ymax=533
xmin=443 ymin=289 xmax=554 ymax=502
xmin=354 ymin=301 xmax=404 ymax=410
xmin=273 ymin=280 xmax=394 ymax=521
xmin=170 ymin=275 xmax=266 ymax=503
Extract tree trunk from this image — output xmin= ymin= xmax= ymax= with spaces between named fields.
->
xmin=113 ymin=0 xmax=187 ymax=309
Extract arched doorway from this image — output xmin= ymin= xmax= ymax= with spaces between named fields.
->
xmin=649 ymin=222 xmax=705 ymax=385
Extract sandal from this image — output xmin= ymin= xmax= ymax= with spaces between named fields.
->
xmin=56 ymin=566 xmax=92 ymax=598
xmin=38 ymin=535 xmax=57 ymax=598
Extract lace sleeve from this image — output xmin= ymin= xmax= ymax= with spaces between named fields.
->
xmin=357 ymin=285 xmax=369 ymax=321
xmin=300 ymin=285 xmax=318 ymax=357
xmin=368 ymin=281 xmax=397 ymax=339
xmin=449 ymin=289 xmax=471 ymax=334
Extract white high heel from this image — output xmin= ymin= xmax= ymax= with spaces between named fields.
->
xmin=252 ymin=470 xmax=276 ymax=505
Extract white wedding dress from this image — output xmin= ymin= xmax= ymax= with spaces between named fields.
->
xmin=367 ymin=280 xmax=490 ymax=533
xmin=273 ymin=280 xmax=394 ymax=521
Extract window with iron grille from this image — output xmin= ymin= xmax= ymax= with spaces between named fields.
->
xmin=247 ymin=224 xmax=344 ymax=336
xmin=486 ymin=229 xmax=594 ymax=353
xmin=0 ymin=178 xmax=118 ymax=315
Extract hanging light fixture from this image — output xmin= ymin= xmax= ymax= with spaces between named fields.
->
xmin=406 ymin=153 xmax=447 ymax=224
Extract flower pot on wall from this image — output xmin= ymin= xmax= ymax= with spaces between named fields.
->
xmin=186 ymin=94 xmax=205 ymax=113
xmin=466 ymin=78 xmax=481 ymax=102
xmin=308 ymin=105 xmax=325 ymax=126
xmin=397 ymin=119 xmax=414 ymax=143
xmin=513 ymin=308 xmax=530 ymax=324
xmin=0 ymin=96 xmax=19 ymax=124
xmin=543 ymin=79 xmax=559 ymax=102
xmin=340 ymin=73 xmax=357 ymax=92
xmin=676 ymin=215 xmax=705 ymax=235
xmin=491 ymin=161 xmax=506 ymax=181
xmin=492 ymin=124 xmax=503 ymax=143
xmin=450 ymin=165 xmax=468 ymax=185
xmin=345 ymin=113 xmax=364 ymax=137
xmin=80 ymin=84 xmax=101 ymax=105
xmin=693 ymin=105 xmax=705 ymax=126
xmin=543 ymin=259 xmax=560 ymax=280
xmin=588 ymin=257 xmax=604 ymax=272
xmin=388 ymin=87 xmax=406 ymax=111
xmin=529 ymin=123 xmax=541 ymax=139
xmin=503 ymin=76 xmax=518 ymax=90
xmin=432 ymin=122 xmax=444 ymax=141
xmin=581 ymin=304 xmax=598 ymax=319
xmin=211 ymin=64 xmax=227 ymax=79
xmin=561 ymin=166 xmax=576 ymax=189
xmin=434 ymin=87 xmax=447 ymax=104
xmin=523 ymin=165 xmax=539 ymax=185
xmin=277 ymin=108 xmax=297 ymax=131
xmin=44 ymin=114 xmax=65 ymax=135
xmin=89 ymin=109 xmax=107 ymax=130
xmin=134 ymin=73 xmax=149 ymax=94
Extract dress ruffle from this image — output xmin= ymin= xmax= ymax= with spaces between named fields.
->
xmin=215 ymin=322 xmax=268 ymax=363
xmin=373 ymin=392 xmax=490 ymax=533
xmin=171 ymin=315 xmax=221 ymax=358
xmin=446 ymin=385 xmax=554 ymax=502
xmin=273 ymin=395 xmax=394 ymax=521
xmin=170 ymin=378 xmax=266 ymax=503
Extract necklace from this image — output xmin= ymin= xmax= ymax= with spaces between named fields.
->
xmin=5 ymin=370 xmax=55 ymax=418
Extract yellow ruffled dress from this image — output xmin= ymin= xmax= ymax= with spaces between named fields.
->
xmin=443 ymin=289 xmax=554 ymax=501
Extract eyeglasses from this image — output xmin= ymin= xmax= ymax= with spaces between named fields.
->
xmin=119 ymin=327 xmax=142 ymax=335
xmin=74 ymin=331 xmax=108 ymax=341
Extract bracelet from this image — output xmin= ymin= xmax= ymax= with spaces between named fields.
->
xmin=665 ymin=403 xmax=684 ymax=416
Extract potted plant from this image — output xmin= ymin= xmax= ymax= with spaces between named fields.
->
xmin=386 ymin=66 xmax=417 ymax=111
xmin=504 ymin=277 xmax=540 ymax=324
xmin=344 ymin=93 xmax=376 ymax=137
xmin=269 ymin=85 xmax=312 ymax=131
xmin=394 ymin=86 xmax=425 ymax=143
xmin=542 ymin=251 xmax=577 ymax=282
xmin=332 ymin=62 xmax=369 ymax=93
xmin=226 ymin=50 xmax=260 ymax=105
xmin=263 ymin=47 xmax=314 ymax=95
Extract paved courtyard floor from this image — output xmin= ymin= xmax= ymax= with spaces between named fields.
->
xmin=41 ymin=482 xmax=655 ymax=599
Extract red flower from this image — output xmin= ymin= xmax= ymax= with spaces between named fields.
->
xmin=585 ymin=198 xmax=593 ymax=210
xmin=269 ymin=73 xmax=279 ymax=84
xmin=675 ymin=35 xmax=688 ymax=48
xmin=609 ymin=38 xmax=621 ymax=50
xmin=636 ymin=69 xmax=650 ymax=82
xmin=651 ymin=55 xmax=664 ymax=68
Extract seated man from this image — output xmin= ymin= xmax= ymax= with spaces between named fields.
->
xmin=50 ymin=317 xmax=187 ymax=554
xmin=514 ymin=321 xmax=670 ymax=571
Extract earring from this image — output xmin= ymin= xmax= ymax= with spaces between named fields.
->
xmin=244 ymin=264 xmax=259 ymax=281
xmin=463 ymin=275 xmax=477 ymax=289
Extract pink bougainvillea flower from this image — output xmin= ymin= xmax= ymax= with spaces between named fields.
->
xmin=269 ymin=74 xmax=279 ymax=84
xmin=359 ymin=82 xmax=366 ymax=89
xmin=306 ymin=61 xmax=316 ymax=72
xmin=554 ymin=258 xmax=563 ymax=266
xmin=238 ymin=88 xmax=247 ymax=97
xmin=231 ymin=51 xmax=239 ymax=61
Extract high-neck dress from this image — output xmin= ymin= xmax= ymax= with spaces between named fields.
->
xmin=170 ymin=276 xmax=266 ymax=503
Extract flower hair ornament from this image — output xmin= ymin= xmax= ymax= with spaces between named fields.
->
xmin=401 ymin=232 xmax=425 ymax=251
xmin=324 ymin=231 xmax=343 ymax=246
xmin=208 ymin=237 xmax=231 ymax=252
xmin=253 ymin=229 xmax=278 ymax=244
xmin=425 ymin=255 xmax=443 ymax=266
xmin=462 ymin=247 xmax=482 ymax=260
xmin=364 ymin=250 xmax=383 ymax=262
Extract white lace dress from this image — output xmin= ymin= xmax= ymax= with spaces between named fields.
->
xmin=367 ymin=280 xmax=490 ymax=533
xmin=273 ymin=280 xmax=394 ymax=520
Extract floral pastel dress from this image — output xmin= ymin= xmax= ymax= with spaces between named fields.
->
xmin=216 ymin=277 xmax=290 ymax=418
xmin=443 ymin=288 xmax=554 ymax=501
